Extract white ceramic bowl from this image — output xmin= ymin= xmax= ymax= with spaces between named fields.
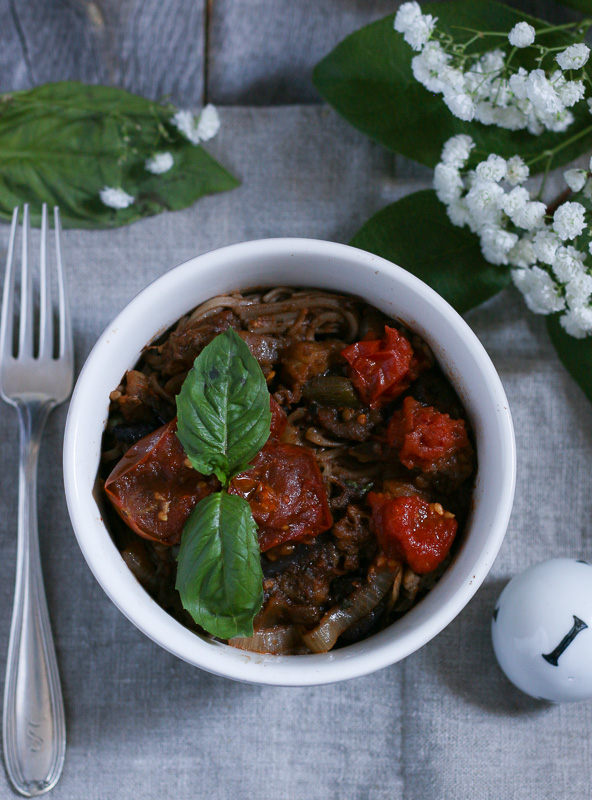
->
xmin=63 ymin=238 xmax=515 ymax=686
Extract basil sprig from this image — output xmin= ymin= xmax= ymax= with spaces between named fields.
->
xmin=176 ymin=493 xmax=264 ymax=640
xmin=176 ymin=328 xmax=272 ymax=483
xmin=175 ymin=329 xmax=271 ymax=639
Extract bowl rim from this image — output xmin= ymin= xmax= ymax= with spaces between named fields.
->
xmin=63 ymin=237 xmax=516 ymax=686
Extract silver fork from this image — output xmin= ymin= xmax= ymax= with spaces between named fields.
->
xmin=0 ymin=205 xmax=72 ymax=796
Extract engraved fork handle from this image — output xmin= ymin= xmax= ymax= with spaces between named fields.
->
xmin=3 ymin=402 xmax=66 ymax=797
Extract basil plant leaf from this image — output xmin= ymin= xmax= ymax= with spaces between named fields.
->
xmin=176 ymin=328 xmax=272 ymax=484
xmin=313 ymin=0 xmax=592 ymax=172
xmin=350 ymin=190 xmax=511 ymax=314
xmin=176 ymin=492 xmax=264 ymax=640
xmin=0 ymin=82 xmax=239 ymax=229
xmin=546 ymin=315 xmax=592 ymax=405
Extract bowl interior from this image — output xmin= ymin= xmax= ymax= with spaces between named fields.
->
xmin=64 ymin=238 xmax=515 ymax=686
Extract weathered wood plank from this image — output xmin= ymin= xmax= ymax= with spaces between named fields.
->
xmin=0 ymin=0 xmax=206 ymax=105
xmin=206 ymin=0 xmax=580 ymax=105
xmin=207 ymin=0 xmax=395 ymax=104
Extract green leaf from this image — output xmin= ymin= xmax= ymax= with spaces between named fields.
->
xmin=349 ymin=189 xmax=511 ymax=314
xmin=0 ymin=82 xmax=239 ymax=229
xmin=313 ymin=1 xmax=592 ymax=172
xmin=176 ymin=492 xmax=263 ymax=639
xmin=546 ymin=315 xmax=592 ymax=403
xmin=176 ymin=328 xmax=272 ymax=484
xmin=556 ymin=0 xmax=592 ymax=14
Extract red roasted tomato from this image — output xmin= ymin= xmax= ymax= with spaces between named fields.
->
xmin=368 ymin=492 xmax=457 ymax=574
xmin=341 ymin=326 xmax=423 ymax=408
xmin=104 ymin=419 xmax=219 ymax=545
xmin=387 ymin=396 xmax=471 ymax=473
xmin=269 ymin=396 xmax=288 ymax=441
xmin=229 ymin=442 xmax=333 ymax=552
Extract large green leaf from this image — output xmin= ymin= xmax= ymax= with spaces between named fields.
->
xmin=349 ymin=189 xmax=511 ymax=313
xmin=313 ymin=1 xmax=592 ymax=171
xmin=0 ymin=82 xmax=239 ymax=229
xmin=556 ymin=0 xmax=592 ymax=13
xmin=176 ymin=329 xmax=272 ymax=484
xmin=176 ymin=492 xmax=263 ymax=640
xmin=546 ymin=315 xmax=592 ymax=403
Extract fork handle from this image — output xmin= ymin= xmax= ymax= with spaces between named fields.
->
xmin=3 ymin=403 xmax=66 ymax=797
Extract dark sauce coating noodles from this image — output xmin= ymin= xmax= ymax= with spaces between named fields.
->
xmin=99 ymin=288 xmax=476 ymax=655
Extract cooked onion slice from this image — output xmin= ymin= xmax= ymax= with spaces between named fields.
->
xmin=229 ymin=625 xmax=303 ymax=655
xmin=302 ymin=561 xmax=401 ymax=654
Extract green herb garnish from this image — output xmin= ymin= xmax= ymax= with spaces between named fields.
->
xmin=175 ymin=329 xmax=271 ymax=639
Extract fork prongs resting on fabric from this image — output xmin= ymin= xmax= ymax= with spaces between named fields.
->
xmin=0 ymin=204 xmax=70 ymax=797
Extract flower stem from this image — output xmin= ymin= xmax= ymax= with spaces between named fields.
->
xmin=527 ymin=123 xmax=592 ymax=169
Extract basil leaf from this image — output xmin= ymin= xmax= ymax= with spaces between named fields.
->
xmin=176 ymin=328 xmax=272 ymax=483
xmin=313 ymin=1 xmax=592 ymax=172
xmin=176 ymin=492 xmax=263 ymax=639
xmin=350 ymin=190 xmax=511 ymax=314
xmin=0 ymin=82 xmax=239 ymax=229
xmin=546 ymin=315 xmax=592 ymax=404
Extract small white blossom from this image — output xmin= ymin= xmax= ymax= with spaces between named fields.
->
xmin=508 ymin=237 xmax=537 ymax=268
xmin=533 ymin=230 xmax=560 ymax=265
xmin=561 ymin=305 xmax=592 ymax=338
xmin=476 ymin=154 xmax=507 ymax=183
xmin=509 ymin=68 xmax=529 ymax=100
xmin=512 ymin=266 xmax=565 ymax=314
xmin=563 ymin=168 xmax=587 ymax=193
xmin=172 ymin=105 xmax=220 ymax=144
xmin=99 ymin=186 xmax=134 ymax=209
xmin=480 ymin=224 xmax=519 ymax=265
xmin=506 ymin=155 xmax=529 ymax=185
xmin=196 ymin=104 xmax=221 ymax=142
xmin=440 ymin=134 xmax=474 ymax=168
xmin=508 ymin=22 xmax=535 ymax=49
xmin=145 ymin=151 xmax=174 ymax=175
xmin=494 ymin=105 xmax=527 ymax=131
xmin=446 ymin=199 xmax=472 ymax=228
xmin=565 ymin=271 xmax=592 ymax=308
xmin=394 ymin=2 xmax=422 ymax=33
xmin=556 ymin=79 xmax=585 ymax=107
xmin=556 ymin=43 xmax=590 ymax=71
xmin=172 ymin=109 xmax=200 ymax=144
xmin=411 ymin=42 xmax=450 ymax=92
xmin=525 ymin=70 xmax=563 ymax=115
xmin=553 ymin=245 xmax=586 ymax=282
xmin=501 ymin=186 xmax=530 ymax=220
xmin=513 ymin=200 xmax=547 ymax=231
xmin=443 ymin=89 xmax=475 ymax=121
xmin=434 ymin=163 xmax=463 ymax=204
xmin=553 ymin=201 xmax=587 ymax=240
xmin=404 ymin=13 xmax=437 ymax=50
xmin=465 ymin=178 xmax=504 ymax=228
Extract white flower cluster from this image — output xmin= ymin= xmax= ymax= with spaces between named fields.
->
xmin=99 ymin=104 xmax=221 ymax=211
xmin=394 ymin=2 xmax=590 ymax=133
xmin=435 ymin=135 xmax=592 ymax=338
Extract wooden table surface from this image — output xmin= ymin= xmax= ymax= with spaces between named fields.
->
xmin=0 ymin=0 xmax=576 ymax=106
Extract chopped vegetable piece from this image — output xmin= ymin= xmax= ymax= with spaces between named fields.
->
xmin=302 ymin=375 xmax=361 ymax=408
xmin=104 ymin=419 xmax=218 ymax=545
xmin=341 ymin=326 xmax=422 ymax=408
xmin=228 ymin=442 xmax=333 ymax=552
xmin=368 ymin=492 xmax=457 ymax=574
xmin=387 ymin=396 xmax=472 ymax=474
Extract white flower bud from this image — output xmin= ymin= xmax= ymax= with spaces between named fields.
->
xmin=508 ymin=22 xmax=535 ymax=49
xmin=563 ymin=169 xmax=587 ymax=193
xmin=556 ymin=43 xmax=590 ymax=71
xmin=99 ymin=186 xmax=135 ymax=209
xmin=553 ymin=201 xmax=587 ymax=240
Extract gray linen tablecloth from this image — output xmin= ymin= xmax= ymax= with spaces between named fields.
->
xmin=0 ymin=105 xmax=591 ymax=800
